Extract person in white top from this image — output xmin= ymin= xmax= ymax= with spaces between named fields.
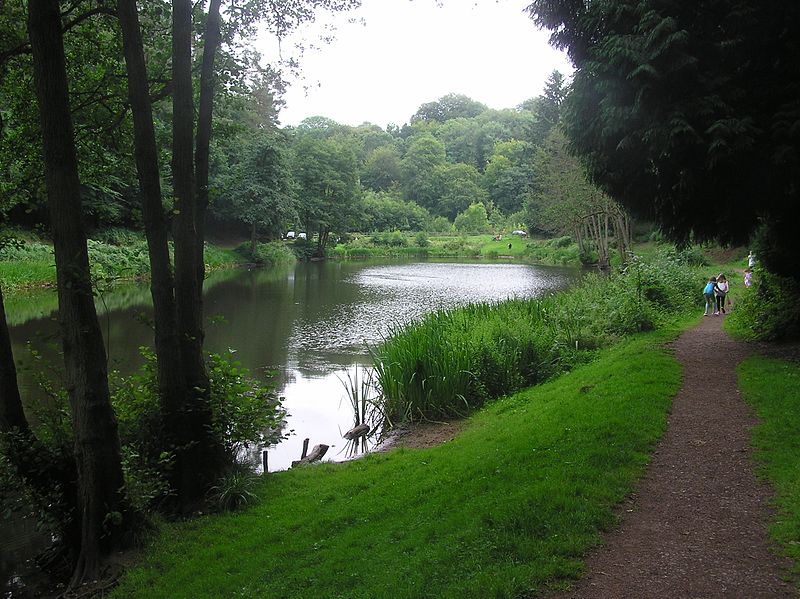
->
xmin=714 ymin=273 xmax=729 ymax=315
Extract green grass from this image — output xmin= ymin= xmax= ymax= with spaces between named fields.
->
xmin=738 ymin=356 xmax=800 ymax=584
xmin=331 ymin=233 xmax=587 ymax=265
xmin=111 ymin=329 xmax=681 ymax=599
xmin=0 ymin=238 xmax=244 ymax=293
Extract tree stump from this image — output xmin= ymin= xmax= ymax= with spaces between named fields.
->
xmin=291 ymin=444 xmax=329 ymax=467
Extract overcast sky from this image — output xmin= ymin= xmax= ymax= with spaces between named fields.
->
xmin=257 ymin=0 xmax=574 ymax=128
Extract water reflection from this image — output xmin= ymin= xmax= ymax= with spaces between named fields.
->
xmin=8 ymin=260 xmax=577 ymax=469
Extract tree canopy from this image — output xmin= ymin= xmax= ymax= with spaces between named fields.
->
xmin=526 ymin=0 xmax=800 ymax=277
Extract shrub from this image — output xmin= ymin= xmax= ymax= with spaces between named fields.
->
xmin=110 ymin=349 xmax=287 ymax=508
xmin=240 ymin=242 xmax=295 ymax=267
xmin=549 ymin=235 xmax=572 ymax=248
xmin=207 ymin=466 xmax=260 ymax=512
xmin=727 ymin=271 xmax=800 ymax=341
xmin=371 ymin=230 xmax=408 ymax=247
xmin=291 ymin=237 xmax=316 ymax=261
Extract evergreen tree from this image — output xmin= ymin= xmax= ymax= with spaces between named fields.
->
xmin=527 ymin=0 xmax=800 ymax=277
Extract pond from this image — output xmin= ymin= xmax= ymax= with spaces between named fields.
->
xmin=1 ymin=258 xmax=578 ymax=592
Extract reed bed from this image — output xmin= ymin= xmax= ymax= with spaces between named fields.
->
xmin=373 ymin=252 xmax=698 ymax=422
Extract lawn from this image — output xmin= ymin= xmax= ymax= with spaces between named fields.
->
xmin=112 ymin=329 xmax=681 ymax=599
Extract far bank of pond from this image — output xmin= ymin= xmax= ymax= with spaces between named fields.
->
xmin=1 ymin=258 xmax=579 ymax=593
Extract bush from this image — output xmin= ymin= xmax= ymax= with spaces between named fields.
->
xmin=371 ymin=230 xmax=408 ymax=247
xmin=237 ymin=242 xmax=295 ymax=267
xmin=415 ymin=231 xmax=430 ymax=248
xmin=549 ymin=235 xmax=573 ymax=248
xmin=111 ymin=349 xmax=287 ymax=508
xmin=727 ymin=271 xmax=800 ymax=341
xmin=291 ymin=237 xmax=316 ymax=261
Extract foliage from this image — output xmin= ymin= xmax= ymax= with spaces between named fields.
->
xmin=359 ymin=190 xmax=430 ymax=232
xmin=110 ymin=349 xmax=287 ymax=508
xmin=738 ymin=357 xmax=800 ymax=584
xmin=454 ymin=203 xmax=491 ymax=234
xmin=290 ymin=236 xmax=316 ymax=261
xmin=374 ymin=251 xmax=698 ymax=421
xmin=526 ymin=1 xmax=800 ymax=278
xmin=410 ymin=93 xmax=488 ymax=124
xmin=237 ymin=241 xmax=295 ymax=267
xmin=213 ymin=131 xmax=297 ymax=243
xmin=370 ymin=230 xmax=408 ymax=248
xmin=110 ymin=331 xmax=680 ymax=599
xmin=726 ymin=271 xmax=800 ymax=341
xmin=206 ymin=466 xmax=260 ymax=512
xmin=290 ymin=128 xmax=360 ymax=255
xmin=205 ymin=352 xmax=287 ymax=461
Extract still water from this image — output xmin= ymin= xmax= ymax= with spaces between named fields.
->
xmin=1 ymin=258 xmax=577 ymax=590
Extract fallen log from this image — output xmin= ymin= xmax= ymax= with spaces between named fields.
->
xmin=291 ymin=443 xmax=329 ymax=467
xmin=343 ymin=423 xmax=370 ymax=440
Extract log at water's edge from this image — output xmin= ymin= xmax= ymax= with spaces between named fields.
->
xmin=291 ymin=444 xmax=329 ymax=468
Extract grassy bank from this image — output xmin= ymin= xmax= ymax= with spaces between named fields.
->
xmin=112 ymin=328 xmax=682 ymax=599
xmin=330 ymin=233 xmax=580 ymax=264
xmin=738 ymin=356 xmax=800 ymax=583
xmin=0 ymin=236 xmax=292 ymax=293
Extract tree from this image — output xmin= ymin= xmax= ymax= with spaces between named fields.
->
xmin=526 ymin=1 xmax=800 ymax=277
xmin=432 ymin=162 xmax=488 ymax=221
xmin=401 ymin=133 xmax=446 ymax=209
xmin=454 ymin=203 xmax=491 ymax=234
xmin=291 ymin=132 xmax=359 ymax=256
xmin=220 ymin=132 xmax=296 ymax=251
xmin=361 ymin=145 xmax=402 ymax=192
xmin=525 ymin=129 xmax=629 ymax=268
xmin=26 ymin=0 xmax=129 ymax=584
xmin=482 ymin=140 xmax=536 ymax=215
xmin=411 ymin=93 xmax=487 ymax=124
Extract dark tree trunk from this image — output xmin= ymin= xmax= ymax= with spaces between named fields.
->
xmin=27 ymin=0 xmax=128 ymax=584
xmin=0 ymin=285 xmax=27 ymax=433
xmin=194 ymin=0 xmax=222 ymax=291
xmin=117 ymin=0 xmax=185 ymax=438
xmin=251 ymin=220 xmax=257 ymax=255
xmin=0 ymin=283 xmax=82 ymax=572
xmin=171 ymin=0 xmax=223 ymax=505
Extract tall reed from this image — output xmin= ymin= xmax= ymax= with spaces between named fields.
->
xmin=373 ymin=252 xmax=698 ymax=422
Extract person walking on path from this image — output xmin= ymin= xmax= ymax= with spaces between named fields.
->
xmin=703 ymin=276 xmax=717 ymax=316
xmin=715 ymin=273 xmax=729 ymax=315
xmin=547 ymin=314 xmax=795 ymax=599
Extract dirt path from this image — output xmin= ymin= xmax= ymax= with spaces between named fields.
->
xmin=548 ymin=314 xmax=797 ymax=598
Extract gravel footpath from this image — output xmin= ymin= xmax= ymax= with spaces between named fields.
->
xmin=548 ymin=313 xmax=797 ymax=598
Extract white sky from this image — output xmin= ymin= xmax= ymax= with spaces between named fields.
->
xmin=256 ymin=0 xmax=574 ymax=128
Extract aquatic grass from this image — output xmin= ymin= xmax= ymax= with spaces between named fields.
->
xmin=373 ymin=253 xmax=699 ymax=422
xmin=110 ymin=329 xmax=681 ymax=599
xmin=737 ymin=356 xmax=800 ymax=583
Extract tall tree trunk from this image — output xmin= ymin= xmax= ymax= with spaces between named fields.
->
xmin=117 ymin=0 xmax=185 ymax=444
xmin=171 ymin=0 xmax=222 ymax=505
xmin=194 ymin=0 xmax=222 ymax=292
xmin=1 ymin=283 xmax=81 ymax=569
xmin=0 ymin=285 xmax=27 ymax=433
xmin=27 ymin=0 xmax=128 ymax=584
